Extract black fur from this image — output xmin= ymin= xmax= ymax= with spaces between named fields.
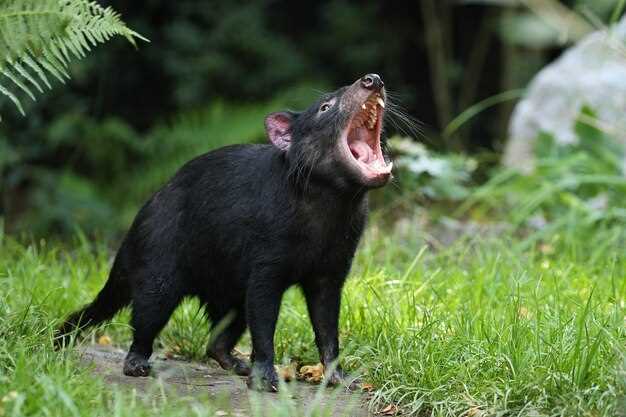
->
xmin=57 ymin=74 xmax=390 ymax=391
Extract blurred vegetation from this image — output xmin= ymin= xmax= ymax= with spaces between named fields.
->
xmin=0 ymin=0 xmax=625 ymax=237
xmin=463 ymin=107 xmax=626 ymax=230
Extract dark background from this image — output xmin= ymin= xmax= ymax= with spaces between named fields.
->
xmin=0 ymin=0 xmax=617 ymax=236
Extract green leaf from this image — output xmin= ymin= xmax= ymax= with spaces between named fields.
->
xmin=0 ymin=83 xmax=24 ymax=115
xmin=0 ymin=0 xmax=148 ymax=117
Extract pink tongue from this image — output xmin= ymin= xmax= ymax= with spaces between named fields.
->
xmin=350 ymin=141 xmax=372 ymax=162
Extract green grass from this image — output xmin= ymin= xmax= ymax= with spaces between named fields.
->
xmin=0 ymin=220 xmax=624 ymax=417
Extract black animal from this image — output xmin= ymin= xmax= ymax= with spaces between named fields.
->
xmin=56 ymin=74 xmax=392 ymax=392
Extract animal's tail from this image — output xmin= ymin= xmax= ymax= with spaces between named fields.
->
xmin=55 ymin=266 xmax=131 ymax=349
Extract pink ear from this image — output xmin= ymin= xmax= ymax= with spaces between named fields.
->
xmin=265 ymin=112 xmax=293 ymax=151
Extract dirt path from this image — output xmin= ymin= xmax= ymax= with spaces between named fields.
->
xmin=79 ymin=345 xmax=373 ymax=417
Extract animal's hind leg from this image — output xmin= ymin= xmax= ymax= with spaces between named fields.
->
xmin=206 ymin=309 xmax=250 ymax=376
xmin=123 ymin=277 xmax=184 ymax=377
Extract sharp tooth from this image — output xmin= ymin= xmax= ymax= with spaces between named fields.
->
xmin=361 ymin=103 xmax=366 ymax=110
xmin=377 ymin=97 xmax=385 ymax=108
xmin=367 ymin=114 xmax=376 ymax=129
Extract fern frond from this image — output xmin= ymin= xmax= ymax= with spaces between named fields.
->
xmin=0 ymin=0 xmax=147 ymax=116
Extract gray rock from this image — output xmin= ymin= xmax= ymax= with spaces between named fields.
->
xmin=504 ymin=17 xmax=626 ymax=174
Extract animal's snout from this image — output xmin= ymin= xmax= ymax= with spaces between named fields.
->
xmin=360 ymin=74 xmax=384 ymax=90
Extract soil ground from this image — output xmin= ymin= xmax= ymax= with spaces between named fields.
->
xmin=79 ymin=345 xmax=373 ymax=417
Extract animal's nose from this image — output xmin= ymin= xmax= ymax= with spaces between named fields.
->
xmin=361 ymin=74 xmax=384 ymax=90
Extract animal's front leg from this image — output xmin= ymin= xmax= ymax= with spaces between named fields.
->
xmin=302 ymin=277 xmax=349 ymax=386
xmin=246 ymin=276 xmax=283 ymax=392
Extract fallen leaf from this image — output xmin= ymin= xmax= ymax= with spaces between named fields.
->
xmin=466 ymin=406 xmax=487 ymax=417
xmin=275 ymin=362 xmax=298 ymax=382
xmin=380 ymin=403 xmax=399 ymax=415
xmin=361 ymin=382 xmax=375 ymax=392
xmin=97 ymin=335 xmax=112 ymax=346
xmin=298 ymin=363 xmax=324 ymax=383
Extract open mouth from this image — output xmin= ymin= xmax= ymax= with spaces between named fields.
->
xmin=343 ymin=92 xmax=393 ymax=183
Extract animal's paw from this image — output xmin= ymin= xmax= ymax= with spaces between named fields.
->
xmin=247 ymin=363 xmax=279 ymax=392
xmin=232 ymin=358 xmax=252 ymax=376
xmin=326 ymin=367 xmax=360 ymax=390
xmin=123 ymin=353 xmax=151 ymax=377
xmin=208 ymin=350 xmax=251 ymax=376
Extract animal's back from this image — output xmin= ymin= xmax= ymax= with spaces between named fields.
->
xmin=121 ymin=143 xmax=284 ymax=287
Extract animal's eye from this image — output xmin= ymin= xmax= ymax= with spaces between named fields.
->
xmin=319 ymin=103 xmax=331 ymax=112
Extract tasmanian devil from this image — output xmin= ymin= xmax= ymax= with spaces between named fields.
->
xmin=56 ymin=74 xmax=392 ymax=392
